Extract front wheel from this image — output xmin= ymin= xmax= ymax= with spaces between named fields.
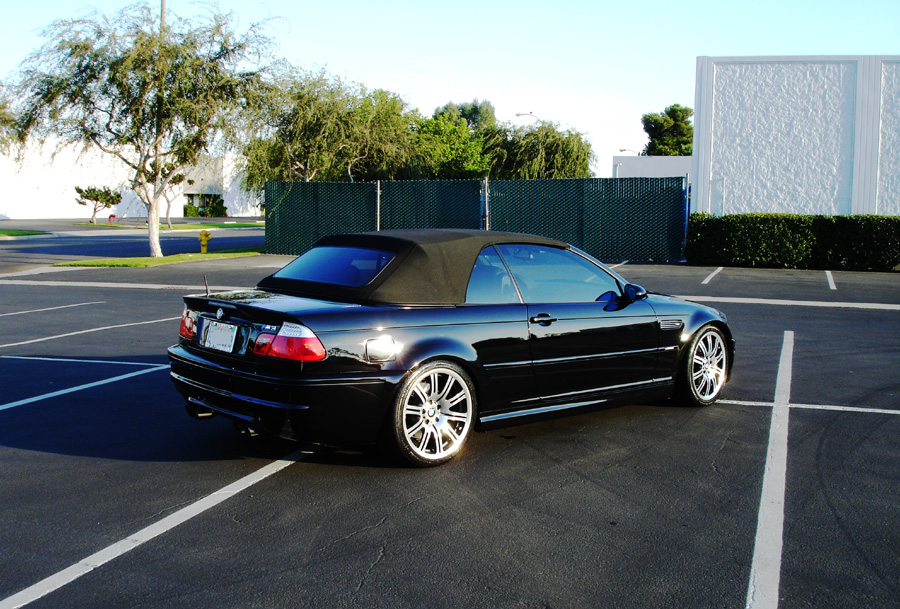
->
xmin=676 ymin=325 xmax=728 ymax=406
xmin=390 ymin=361 xmax=475 ymax=467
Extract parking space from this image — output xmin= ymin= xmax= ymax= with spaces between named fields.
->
xmin=1 ymin=260 xmax=898 ymax=608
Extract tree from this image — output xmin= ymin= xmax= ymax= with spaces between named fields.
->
xmin=161 ymin=169 xmax=187 ymax=230
xmin=434 ymin=99 xmax=497 ymax=131
xmin=642 ymin=104 xmax=693 ymax=156
xmin=328 ymin=87 xmax=415 ymax=183
xmin=243 ymin=70 xmax=417 ymax=187
xmin=11 ymin=3 xmax=269 ymax=257
xmin=482 ymin=122 xmax=594 ymax=180
xmin=408 ymin=114 xmax=491 ymax=180
xmin=243 ymin=69 xmax=352 ymax=187
xmin=74 ymin=185 xmax=122 ymax=224
xmin=0 ymin=86 xmax=15 ymax=149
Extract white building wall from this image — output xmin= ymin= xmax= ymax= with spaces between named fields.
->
xmin=0 ymin=143 xmax=147 ymax=220
xmin=0 ymin=144 xmax=260 ymax=220
xmin=612 ymin=155 xmax=691 ymax=178
xmin=878 ymin=60 xmax=900 ymax=215
xmin=692 ymin=56 xmax=900 ymax=216
xmin=222 ymin=154 xmax=262 ymax=217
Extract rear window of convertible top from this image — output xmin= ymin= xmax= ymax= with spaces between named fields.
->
xmin=272 ymin=246 xmax=396 ymax=288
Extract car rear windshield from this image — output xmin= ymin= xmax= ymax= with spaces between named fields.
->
xmin=272 ymin=246 xmax=395 ymax=287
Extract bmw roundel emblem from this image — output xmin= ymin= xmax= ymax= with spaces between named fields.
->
xmin=216 ymin=308 xmax=224 ymax=320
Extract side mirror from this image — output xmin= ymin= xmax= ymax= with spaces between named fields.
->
xmin=623 ymin=283 xmax=648 ymax=302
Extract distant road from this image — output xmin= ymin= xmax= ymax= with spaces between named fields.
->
xmin=0 ymin=228 xmax=266 ymax=273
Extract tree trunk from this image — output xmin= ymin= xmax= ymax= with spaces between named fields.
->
xmin=148 ymin=199 xmax=163 ymax=257
xmin=166 ymin=198 xmax=173 ymax=230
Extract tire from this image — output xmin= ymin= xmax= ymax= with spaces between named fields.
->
xmin=676 ymin=325 xmax=728 ymax=407
xmin=390 ymin=361 xmax=475 ymax=467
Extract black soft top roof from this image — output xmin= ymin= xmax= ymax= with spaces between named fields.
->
xmin=257 ymin=229 xmax=568 ymax=305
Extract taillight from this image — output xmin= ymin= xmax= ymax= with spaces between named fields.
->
xmin=252 ymin=322 xmax=326 ymax=362
xmin=179 ymin=306 xmax=197 ymax=339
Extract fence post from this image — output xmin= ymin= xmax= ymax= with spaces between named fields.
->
xmin=483 ymin=176 xmax=490 ymax=231
xmin=376 ymin=180 xmax=381 ymax=231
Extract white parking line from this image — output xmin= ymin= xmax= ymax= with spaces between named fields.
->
xmin=607 ymin=261 xmax=628 ymax=269
xmin=0 ymin=365 xmax=170 ymax=412
xmin=0 ymin=355 xmax=160 ymax=367
xmin=0 ymin=279 xmax=246 ymax=291
xmin=825 ymin=271 xmax=837 ymax=290
xmin=702 ymin=267 xmax=724 ymax=284
xmin=746 ymin=331 xmax=793 ymax=609
xmin=0 ymin=302 xmax=105 ymax=317
xmin=721 ymin=399 xmax=900 ymax=416
xmin=0 ymin=450 xmax=305 ymax=609
xmin=678 ymin=295 xmax=900 ymax=311
xmin=0 ymin=317 xmax=180 ymax=349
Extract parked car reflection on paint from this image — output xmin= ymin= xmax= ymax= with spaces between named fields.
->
xmin=168 ymin=229 xmax=734 ymax=467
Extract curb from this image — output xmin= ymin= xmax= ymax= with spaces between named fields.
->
xmin=0 ymin=233 xmax=62 ymax=241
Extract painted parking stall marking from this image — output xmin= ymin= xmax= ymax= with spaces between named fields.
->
xmin=825 ymin=270 xmax=837 ymax=290
xmin=0 ymin=357 xmax=170 ymax=413
xmin=0 ymin=302 xmax=105 ymax=317
xmin=702 ymin=266 xmax=724 ymax=284
xmin=0 ymin=316 xmax=180 ymax=349
xmin=745 ymin=331 xmax=793 ymax=609
xmin=0 ymin=451 xmax=305 ymax=609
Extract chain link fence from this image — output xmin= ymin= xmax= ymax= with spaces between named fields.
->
xmin=265 ymin=177 xmax=687 ymax=261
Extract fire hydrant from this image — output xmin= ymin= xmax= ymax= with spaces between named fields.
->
xmin=199 ymin=230 xmax=211 ymax=254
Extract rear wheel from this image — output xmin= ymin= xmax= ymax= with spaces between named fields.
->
xmin=677 ymin=325 xmax=728 ymax=406
xmin=391 ymin=361 xmax=475 ymax=467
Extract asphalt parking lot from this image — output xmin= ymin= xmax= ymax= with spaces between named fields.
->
xmin=1 ymin=252 xmax=899 ymax=608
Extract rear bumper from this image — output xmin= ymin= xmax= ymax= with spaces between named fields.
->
xmin=167 ymin=345 xmax=402 ymax=445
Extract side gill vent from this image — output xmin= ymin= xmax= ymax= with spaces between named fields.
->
xmin=660 ymin=319 xmax=684 ymax=331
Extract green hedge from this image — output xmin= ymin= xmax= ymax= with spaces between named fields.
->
xmin=685 ymin=213 xmax=900 ymax=272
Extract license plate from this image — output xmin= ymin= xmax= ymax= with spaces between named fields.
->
xmin=202 ymin=319 xmax=238 ymax=353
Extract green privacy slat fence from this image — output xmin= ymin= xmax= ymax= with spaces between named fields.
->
xmin=265 ymin=177 xmax=687 ymax=262
xmin=265 ymin=181 xmax=378 ymax=255
xmin=380 ymin=180 xmax=483 ymax=230
xmin=489 ymin=177 xmax=687 ymax=262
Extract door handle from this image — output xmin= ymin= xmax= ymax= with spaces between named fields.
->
xmin=529 ymin=313 xmax=558 ymax=326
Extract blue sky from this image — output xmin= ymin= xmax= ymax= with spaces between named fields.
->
xmin=2 ymin=0 xmax=897 ymax=175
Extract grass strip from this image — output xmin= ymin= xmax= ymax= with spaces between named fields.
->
xmin=53 ymin=248 xmax=265 ymax=268
xmin=0 ymin=229 xmax=49 ymax=236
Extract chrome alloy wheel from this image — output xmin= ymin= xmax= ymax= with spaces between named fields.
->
xmin=690 ymin=327 xmax=727 ymax=402
xmin=400 ymin=365 xmax=473 ymax=463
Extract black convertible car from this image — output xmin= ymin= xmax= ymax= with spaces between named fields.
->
xmin=168 ymin=229 xmax=734 ymax=466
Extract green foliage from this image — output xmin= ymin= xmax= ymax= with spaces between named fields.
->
xmin=183 ymin=204 xmax=201 ymax=217
xmin=12 ymin=3 xmax=269 ymax=255
xmin=482 ymin=122 xmax=594 ymax=180
xmin=434 ymin=99 xmax=497 ymax=130
xmin=245 ymin=84 xmax=594 ymax=184
xmin=0 ymin=86 xmax=14 ymax=149
xmin=642 ymin=104 xmax=693 ymax=156
xmin=202 ymin=198 xmax=227 ymax=218
xmin=242 ymin=69 xmax=417 ymax=186
xmin=406 ymin=115 xmax=491 ymax=180
xmin=74 ymin=185 xmax=122 ymax=223
xmin=685 ymin=213 xmax=900 ymax=271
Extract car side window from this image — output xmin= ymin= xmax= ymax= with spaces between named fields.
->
xmin=465 ymin=246 xmax=520 ymax=304
xmin=495 ymin=244 xmax=621 ymax=303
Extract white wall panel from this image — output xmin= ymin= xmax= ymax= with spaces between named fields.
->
xmin=692 ymin=56 xmax=900 ymax=216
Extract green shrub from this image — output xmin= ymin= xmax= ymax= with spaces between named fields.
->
xmin=686 ymin=213 xmax=900 ymax=272
xmin=201 ymin=197 xmax=227 ymax=218
xmin=183 ymin=204 xmax=201 ymax=217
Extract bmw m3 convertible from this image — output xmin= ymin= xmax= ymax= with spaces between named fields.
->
xmin=168 ymin=229 xmax=734 ymax=466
